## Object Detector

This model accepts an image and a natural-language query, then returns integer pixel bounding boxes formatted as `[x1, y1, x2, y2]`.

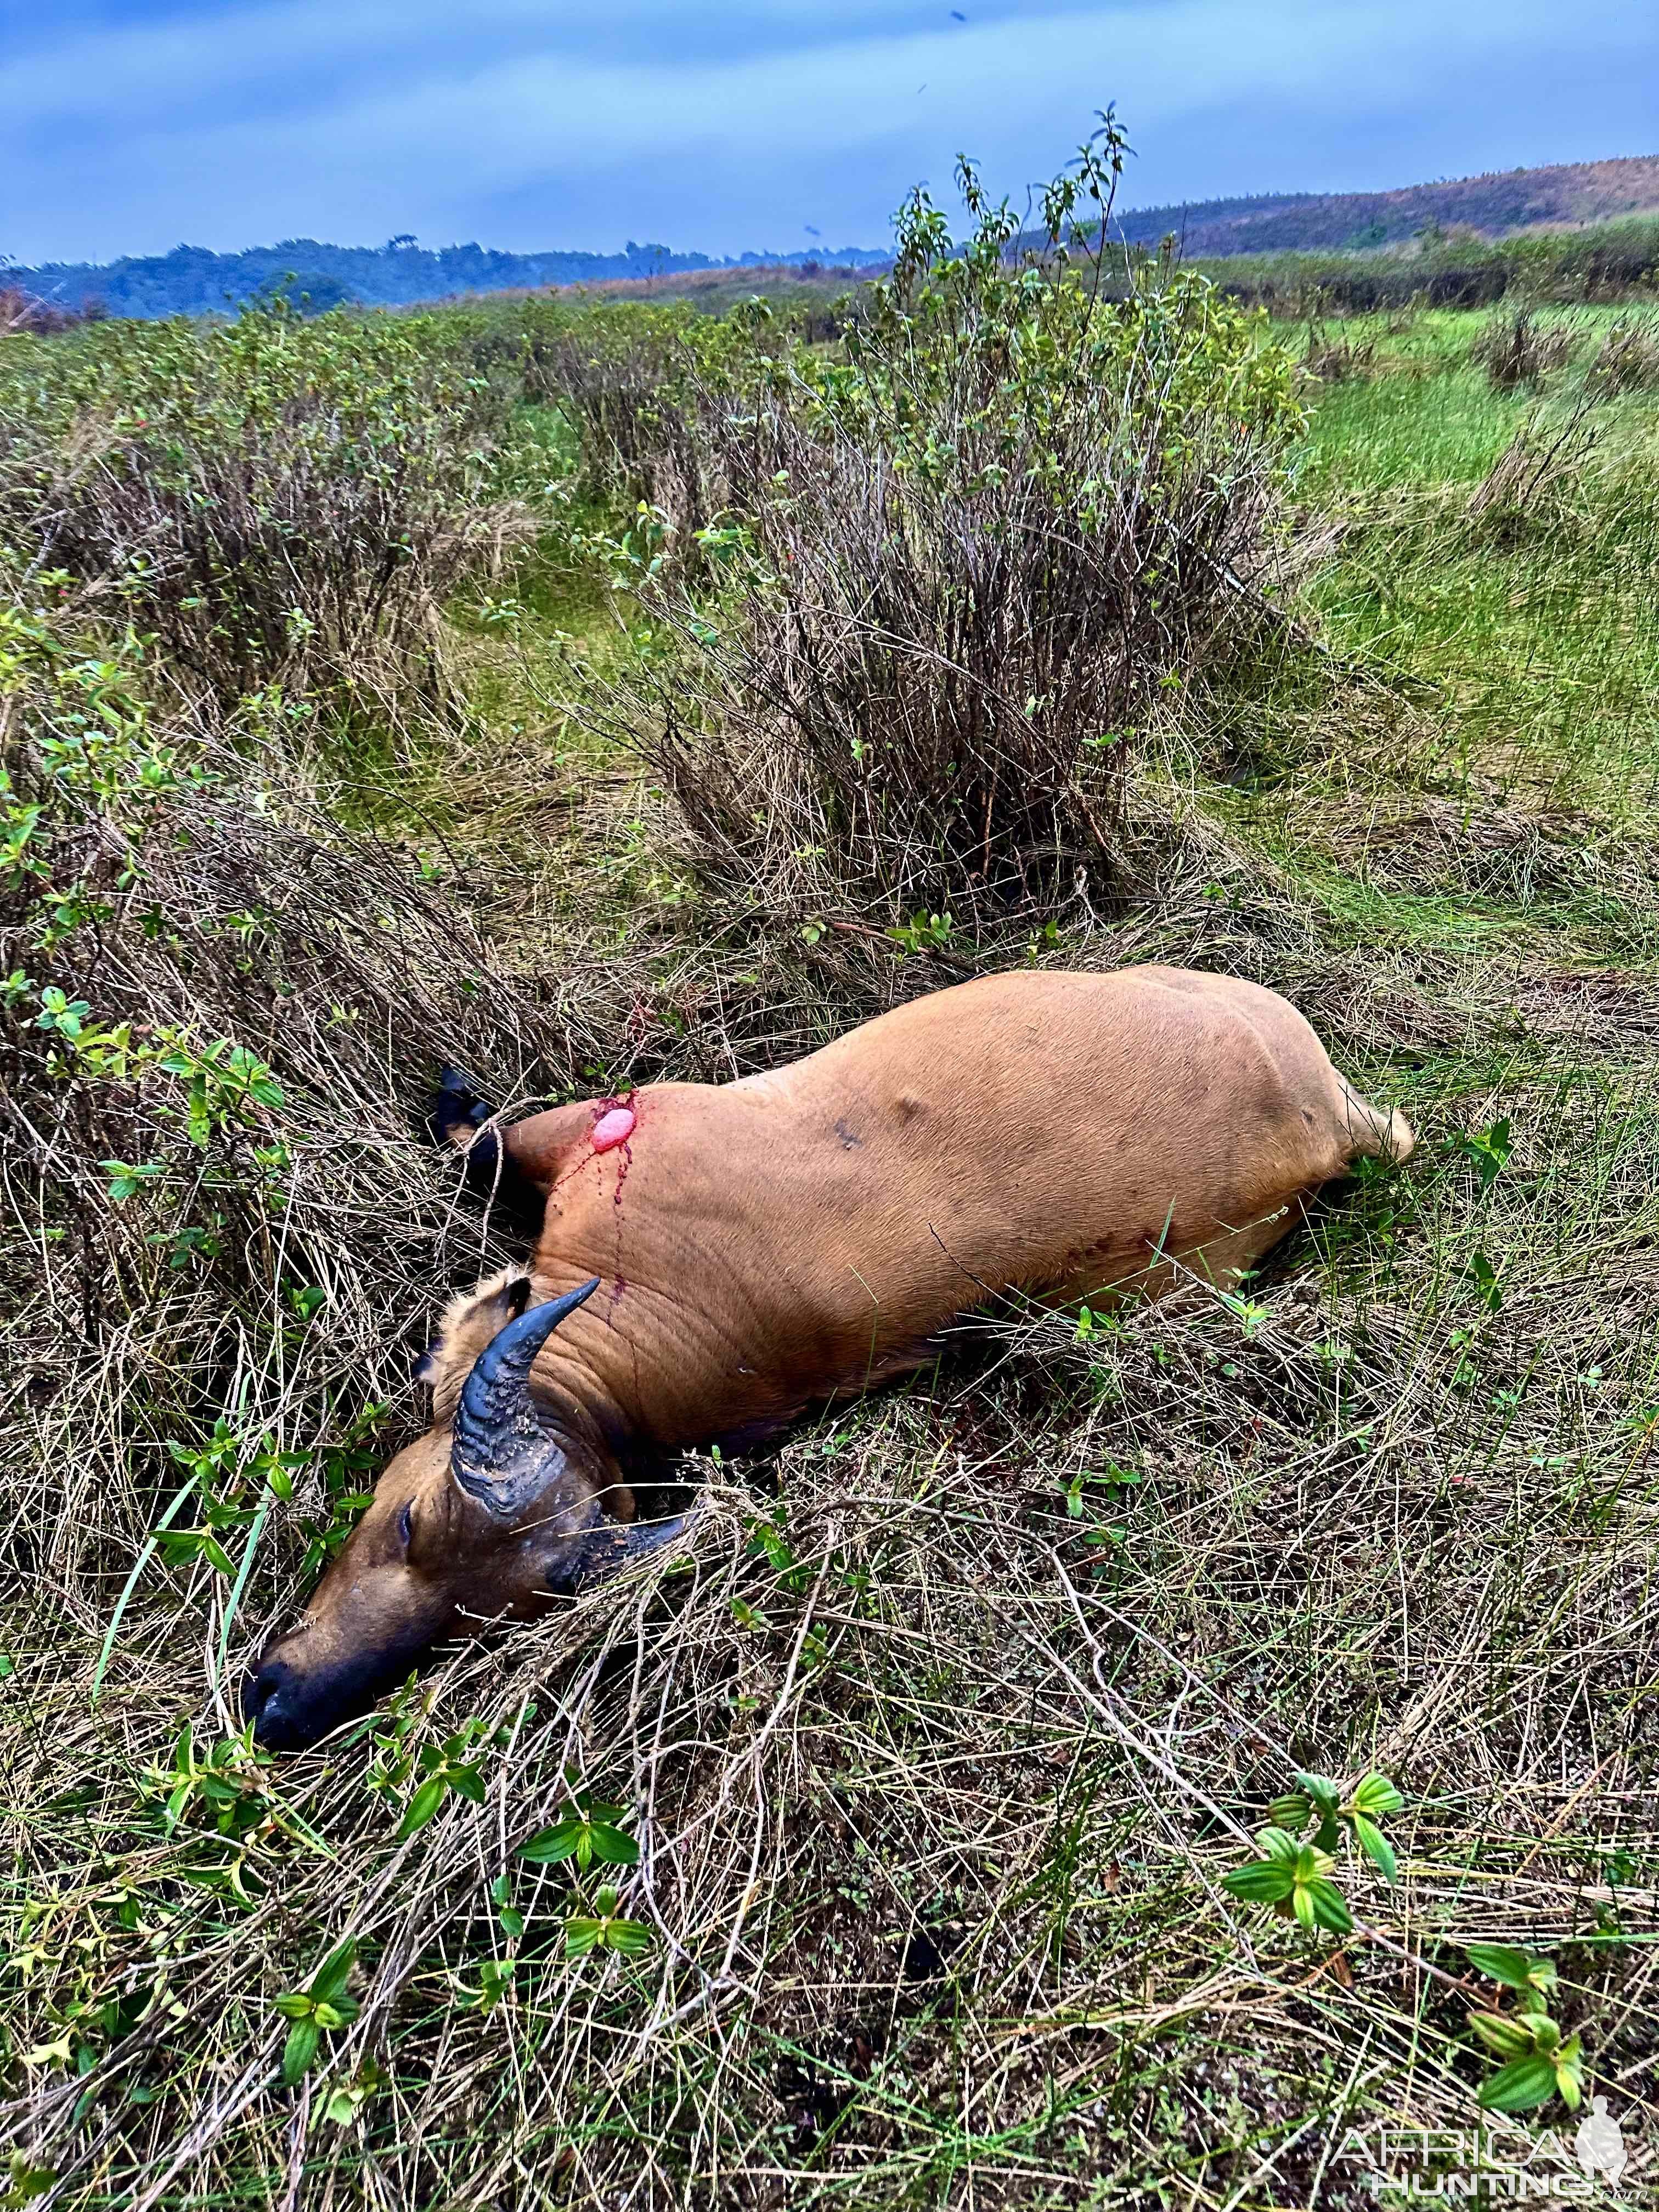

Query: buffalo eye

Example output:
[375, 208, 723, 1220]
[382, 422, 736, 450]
[398, 1501, 414, 1549]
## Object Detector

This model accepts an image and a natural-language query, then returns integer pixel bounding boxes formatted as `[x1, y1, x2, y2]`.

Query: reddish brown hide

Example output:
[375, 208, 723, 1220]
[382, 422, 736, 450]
[489, 967, 1408, 1440]
[244, 967, 1410, 1748]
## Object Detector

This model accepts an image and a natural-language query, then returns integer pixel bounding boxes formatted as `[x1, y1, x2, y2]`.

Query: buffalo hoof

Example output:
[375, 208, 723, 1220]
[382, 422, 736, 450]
[428, 1064, 495, 1148]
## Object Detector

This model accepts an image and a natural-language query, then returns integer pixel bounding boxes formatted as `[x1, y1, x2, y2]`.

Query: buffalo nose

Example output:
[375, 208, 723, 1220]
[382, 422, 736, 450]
[241, 1659, 306, 1751]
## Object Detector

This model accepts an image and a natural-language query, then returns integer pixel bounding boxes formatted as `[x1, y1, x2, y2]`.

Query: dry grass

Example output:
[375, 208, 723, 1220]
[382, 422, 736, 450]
[1302, 309, 1380, 386]
[1589, 317, 1659, 397]
[1469, 308, 1578, 393]
[10, 828, 1659, 2204]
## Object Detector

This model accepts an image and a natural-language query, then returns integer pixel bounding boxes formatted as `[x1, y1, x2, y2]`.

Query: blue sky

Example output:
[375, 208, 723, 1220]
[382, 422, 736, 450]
[4, 0, 1657, 266]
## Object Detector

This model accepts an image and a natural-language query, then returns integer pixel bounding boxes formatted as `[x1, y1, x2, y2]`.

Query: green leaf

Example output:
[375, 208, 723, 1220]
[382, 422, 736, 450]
[1478, 2055, 1559, 2113]
[396, 1775, 447, 1839]
[1351, 1813, 1397, 1883]
[1351, 1772, 1403, 1816]
[603, 1916, 653, 1957]
[519, 1803, 637, 1869]
[1468, 2011, 1535, 2059]
[1221, 1861, 1296, 1903]
[1553, 2035, 1583, 2111]
[564, 1917, 602, 1959]
[1267, 1792, 1311, 1830]
[448, 1764, 487, 1805]
[272, 1993, 315, 2020]
[519, 1819, 580, 1864]
[1255, 1826, 1302, 1864]
[1465, 1943, 1552, 1993]
[3, 2154, 57, 2207]
[1304, 1877, 1353, 1934]
[281, 2018, 321, 2084]
[1295, 1773, 1341, 1816]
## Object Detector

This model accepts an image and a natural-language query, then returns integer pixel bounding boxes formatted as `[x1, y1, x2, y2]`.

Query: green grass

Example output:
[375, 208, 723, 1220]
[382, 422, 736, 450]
[1286, 310, 1659, 824]
[1302, 362, 1521, 489]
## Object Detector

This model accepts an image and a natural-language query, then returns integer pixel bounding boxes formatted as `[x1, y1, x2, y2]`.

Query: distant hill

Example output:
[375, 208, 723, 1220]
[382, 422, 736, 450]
[3, 236, 889, 321]
[1108, 155, 1659, 257]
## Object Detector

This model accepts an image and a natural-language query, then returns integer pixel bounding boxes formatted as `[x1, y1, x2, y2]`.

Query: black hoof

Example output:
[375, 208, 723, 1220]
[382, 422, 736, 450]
[427, 1065, 546, 1234]
[429, 1063, 496, 1148]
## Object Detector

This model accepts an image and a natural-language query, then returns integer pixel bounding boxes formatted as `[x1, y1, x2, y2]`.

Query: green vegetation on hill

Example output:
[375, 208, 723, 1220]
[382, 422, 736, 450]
[1190, 210, 1659, 312]
[3, 148, 1658, 2205]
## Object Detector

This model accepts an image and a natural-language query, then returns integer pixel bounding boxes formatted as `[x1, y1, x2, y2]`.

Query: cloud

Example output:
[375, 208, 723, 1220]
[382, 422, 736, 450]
[4, 0, 1655, 265]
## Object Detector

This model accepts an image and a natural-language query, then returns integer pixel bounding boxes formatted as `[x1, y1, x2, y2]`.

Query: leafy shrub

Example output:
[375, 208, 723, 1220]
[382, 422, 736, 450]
[499, 292, 806, 557]
[583, 130, 1305, 926]
[0, 299, 520, 707]
[510, 297, 715, 519]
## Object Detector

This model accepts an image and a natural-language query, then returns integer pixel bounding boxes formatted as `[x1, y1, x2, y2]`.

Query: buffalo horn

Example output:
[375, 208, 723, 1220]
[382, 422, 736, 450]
[450, 1278, 600, 1515]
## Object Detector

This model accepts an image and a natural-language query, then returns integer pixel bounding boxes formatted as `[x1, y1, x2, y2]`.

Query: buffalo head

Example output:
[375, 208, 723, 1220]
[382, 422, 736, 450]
[242, 1275, 686, 1751]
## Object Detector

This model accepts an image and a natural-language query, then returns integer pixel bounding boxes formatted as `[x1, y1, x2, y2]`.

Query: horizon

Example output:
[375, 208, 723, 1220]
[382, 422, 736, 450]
[4, 2, 1658, 270]
[14, 148, 1659, 280]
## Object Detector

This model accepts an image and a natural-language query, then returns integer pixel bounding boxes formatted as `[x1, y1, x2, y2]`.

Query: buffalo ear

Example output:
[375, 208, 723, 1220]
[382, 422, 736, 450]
[418, 1269, 535, 1422]
[572, 1512, 691, 1583]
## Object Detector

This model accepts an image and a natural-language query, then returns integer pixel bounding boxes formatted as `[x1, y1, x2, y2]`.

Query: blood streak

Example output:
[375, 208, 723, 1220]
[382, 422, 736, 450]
[591, 1104, 636, 1152]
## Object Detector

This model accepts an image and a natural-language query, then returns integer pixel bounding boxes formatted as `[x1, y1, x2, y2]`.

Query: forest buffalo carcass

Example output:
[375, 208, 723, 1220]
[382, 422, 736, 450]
[243, 967, 1412, 1748]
